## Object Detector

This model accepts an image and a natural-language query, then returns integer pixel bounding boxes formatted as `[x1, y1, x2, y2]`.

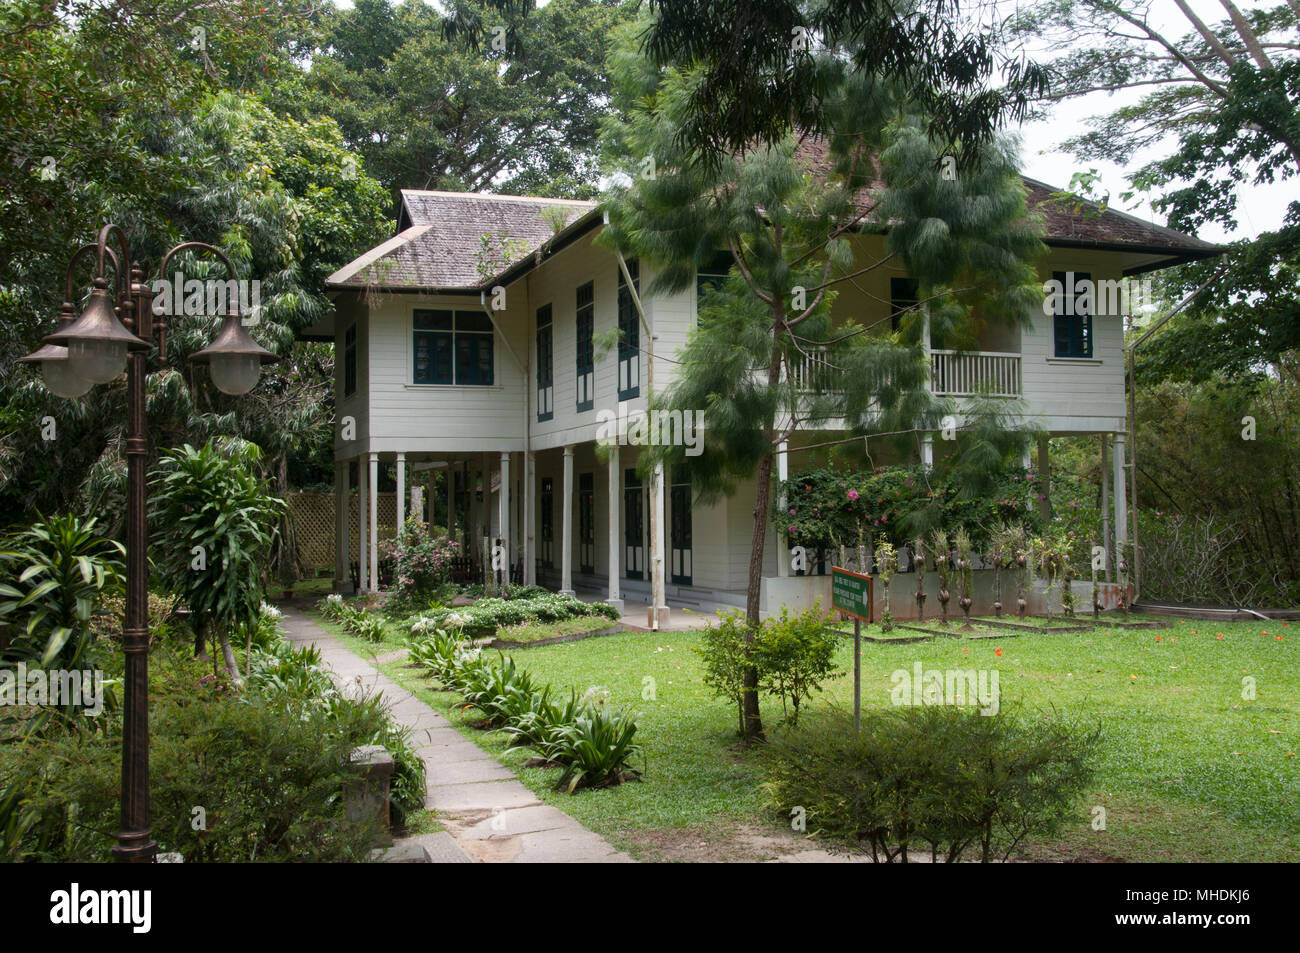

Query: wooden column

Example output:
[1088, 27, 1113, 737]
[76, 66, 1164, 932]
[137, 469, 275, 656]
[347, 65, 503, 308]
[560, 445, 574, 595]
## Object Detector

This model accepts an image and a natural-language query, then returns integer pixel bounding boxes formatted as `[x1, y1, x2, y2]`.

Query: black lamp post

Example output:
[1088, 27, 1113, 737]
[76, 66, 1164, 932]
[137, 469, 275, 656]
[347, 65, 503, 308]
[17, 225, 277, 862]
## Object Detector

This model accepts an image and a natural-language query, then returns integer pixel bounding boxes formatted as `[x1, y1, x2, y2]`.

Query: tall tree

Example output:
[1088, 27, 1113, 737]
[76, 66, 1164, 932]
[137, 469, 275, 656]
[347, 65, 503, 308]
[600, 15, 1045, 740]
[301, 0, 634, 203]
[1008, 0, 1300, 380]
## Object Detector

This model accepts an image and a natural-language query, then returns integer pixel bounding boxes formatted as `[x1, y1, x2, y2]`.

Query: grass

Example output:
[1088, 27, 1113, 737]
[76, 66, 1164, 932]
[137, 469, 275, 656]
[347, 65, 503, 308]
[305, 605, 1300, 861]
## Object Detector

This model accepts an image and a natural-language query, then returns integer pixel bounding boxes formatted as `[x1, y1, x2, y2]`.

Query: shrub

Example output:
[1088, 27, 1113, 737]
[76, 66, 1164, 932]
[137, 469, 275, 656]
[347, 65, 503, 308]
[547, 704, 643, 793]
[0, 514, 123, 670]
[340, 605, 386, 643]
[754, 604, 843, 726]
[149, 439, 284, 675]
[385, 518, 459, 615]
[694, 610, 756, 737]
[317, 593, 347, 622]
[418, 592, 617, 637]
[761, 705, 1100, 862]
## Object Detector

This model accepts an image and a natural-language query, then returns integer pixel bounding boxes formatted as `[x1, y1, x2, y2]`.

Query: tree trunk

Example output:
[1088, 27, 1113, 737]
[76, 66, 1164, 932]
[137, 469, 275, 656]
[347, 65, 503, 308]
[742, 445, 772, 742]
[220, 630, 242, 686]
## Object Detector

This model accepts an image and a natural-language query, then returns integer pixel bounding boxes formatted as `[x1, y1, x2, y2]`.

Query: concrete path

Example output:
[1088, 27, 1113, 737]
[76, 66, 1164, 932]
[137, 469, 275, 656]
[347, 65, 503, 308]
[280, 607, 632, 864]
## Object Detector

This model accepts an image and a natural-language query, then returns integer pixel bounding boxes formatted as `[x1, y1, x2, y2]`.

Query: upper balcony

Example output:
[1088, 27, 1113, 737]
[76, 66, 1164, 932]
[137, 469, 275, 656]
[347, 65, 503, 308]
[786, 347, 1022, 398]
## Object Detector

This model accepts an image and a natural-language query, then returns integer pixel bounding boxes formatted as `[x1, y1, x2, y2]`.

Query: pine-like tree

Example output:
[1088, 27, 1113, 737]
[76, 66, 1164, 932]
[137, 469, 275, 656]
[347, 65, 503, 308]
[599, 16, 1045, 740]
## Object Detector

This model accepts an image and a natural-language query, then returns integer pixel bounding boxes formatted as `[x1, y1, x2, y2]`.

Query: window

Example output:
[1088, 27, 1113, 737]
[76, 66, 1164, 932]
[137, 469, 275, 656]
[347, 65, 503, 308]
[695, 249, 734, 321]
[343, 323, 357, 397]
[413, 309, 494, 385]
[1051, 271, 1093, 358]
[576, 282, 594, 411]
[617, 259, 640, 400]
[536, 304, 553, 422]
[889, 277, 919, 333]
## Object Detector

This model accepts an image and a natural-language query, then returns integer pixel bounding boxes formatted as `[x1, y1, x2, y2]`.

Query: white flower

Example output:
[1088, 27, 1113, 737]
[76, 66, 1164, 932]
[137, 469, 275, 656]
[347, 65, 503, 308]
[443, 612, 471, 628]
[581, 685, 611, 709]
[259, 602, 282, 619]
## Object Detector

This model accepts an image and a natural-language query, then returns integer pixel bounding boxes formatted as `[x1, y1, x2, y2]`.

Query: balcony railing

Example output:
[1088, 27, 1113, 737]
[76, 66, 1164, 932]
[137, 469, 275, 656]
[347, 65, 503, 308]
[785, 347, 1022, 398]
[929, 349, 1021, 398]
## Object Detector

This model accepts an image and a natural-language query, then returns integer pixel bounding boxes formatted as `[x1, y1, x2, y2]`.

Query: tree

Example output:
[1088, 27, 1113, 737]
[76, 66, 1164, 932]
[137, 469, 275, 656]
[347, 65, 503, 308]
[1008, 0, 1300, 380]
[149, 439, 285, 680]
[300, 0, 635, 203]
[600, 13, 1044, 740]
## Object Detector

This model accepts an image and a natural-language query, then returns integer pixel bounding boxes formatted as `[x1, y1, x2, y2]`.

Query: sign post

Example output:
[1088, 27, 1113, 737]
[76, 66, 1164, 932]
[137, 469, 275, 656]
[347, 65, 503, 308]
[831, 566, 873, 731]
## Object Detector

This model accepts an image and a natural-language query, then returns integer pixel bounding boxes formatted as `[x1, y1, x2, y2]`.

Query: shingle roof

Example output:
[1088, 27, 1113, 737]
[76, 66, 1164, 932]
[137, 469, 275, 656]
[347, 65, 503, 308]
[326, 190, 596, 292]
[328, 155, 1220, 293]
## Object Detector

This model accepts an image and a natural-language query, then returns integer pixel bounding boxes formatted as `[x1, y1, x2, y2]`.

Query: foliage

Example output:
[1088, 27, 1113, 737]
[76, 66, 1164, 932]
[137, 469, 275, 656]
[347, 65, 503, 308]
[0, 514, 123, 669]
[149, 439, 284, 674]
[416, 592, 618, 637]
[693, 610, 757, 737]
[0, 647, 401, 862]
[385, 517, 459, 615]
[753, 604, 843, 725]
[299, 0, 633, 202]
[1010, 0, 1300, 381]
[761, 705, 1100, 862]
[340, 605, 388, 643]
[696, 607, 843, 731]
[779, 464, 1040, 557]
[407, 627, 642, 792]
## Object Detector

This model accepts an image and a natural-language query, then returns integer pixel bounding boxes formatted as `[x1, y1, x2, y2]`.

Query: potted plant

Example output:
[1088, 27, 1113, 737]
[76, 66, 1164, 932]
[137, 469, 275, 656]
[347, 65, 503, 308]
[279, 551, 298, 600]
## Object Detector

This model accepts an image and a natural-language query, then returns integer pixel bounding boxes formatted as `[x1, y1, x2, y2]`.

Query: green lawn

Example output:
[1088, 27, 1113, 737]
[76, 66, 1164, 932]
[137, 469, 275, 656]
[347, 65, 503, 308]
[309, 607, 1300, 861]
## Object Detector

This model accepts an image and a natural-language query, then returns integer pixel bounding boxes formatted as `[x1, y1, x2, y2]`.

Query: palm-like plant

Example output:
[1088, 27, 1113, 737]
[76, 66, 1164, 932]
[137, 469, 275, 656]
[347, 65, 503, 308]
[953, 527, 974, 627]
[0, 514, 123, 668]
[149, 438, 284, 680]
[929, 529, 950, 625]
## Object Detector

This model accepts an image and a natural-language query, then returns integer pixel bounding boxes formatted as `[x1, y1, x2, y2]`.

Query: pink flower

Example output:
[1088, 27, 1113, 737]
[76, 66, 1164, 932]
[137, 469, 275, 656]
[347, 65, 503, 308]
[847, 489, 859, 500]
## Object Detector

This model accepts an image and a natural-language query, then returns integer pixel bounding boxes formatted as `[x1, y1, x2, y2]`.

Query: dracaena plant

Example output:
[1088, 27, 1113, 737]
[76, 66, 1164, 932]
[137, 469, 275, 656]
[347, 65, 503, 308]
[0, 513, 124, 670]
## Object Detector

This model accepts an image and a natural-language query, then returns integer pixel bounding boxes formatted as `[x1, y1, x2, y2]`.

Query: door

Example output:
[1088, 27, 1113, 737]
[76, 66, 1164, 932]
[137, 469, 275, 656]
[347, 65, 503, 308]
[578, 472, 595, 574]
[624, 468, 644, 580]
[670, 470, 692, 585]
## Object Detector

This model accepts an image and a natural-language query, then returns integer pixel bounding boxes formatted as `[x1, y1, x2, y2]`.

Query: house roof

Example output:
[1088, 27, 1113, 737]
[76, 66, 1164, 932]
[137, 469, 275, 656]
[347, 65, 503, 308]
[324, 157, 1222, 298]
[325, 190, 598, 293]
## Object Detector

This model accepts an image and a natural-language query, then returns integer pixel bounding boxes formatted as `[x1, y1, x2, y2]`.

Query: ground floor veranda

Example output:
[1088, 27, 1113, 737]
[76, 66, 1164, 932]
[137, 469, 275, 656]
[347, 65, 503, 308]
[331, 429, 1134, 624]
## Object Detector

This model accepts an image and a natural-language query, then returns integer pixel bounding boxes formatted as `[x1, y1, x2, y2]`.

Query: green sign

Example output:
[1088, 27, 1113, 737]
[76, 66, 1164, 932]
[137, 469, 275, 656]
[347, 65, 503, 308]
[831, 566, 873, 623]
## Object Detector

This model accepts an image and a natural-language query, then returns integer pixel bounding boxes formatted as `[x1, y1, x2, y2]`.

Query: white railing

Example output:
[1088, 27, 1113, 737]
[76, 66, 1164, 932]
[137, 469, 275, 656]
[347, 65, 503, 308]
[784, 346, 1021, 399]
[929, 349, 1021, 398]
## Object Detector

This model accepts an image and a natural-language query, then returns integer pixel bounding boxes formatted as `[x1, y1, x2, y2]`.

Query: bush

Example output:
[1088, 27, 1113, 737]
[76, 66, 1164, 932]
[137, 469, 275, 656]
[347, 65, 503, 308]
[696, 605, 843, 732]
[761, 705, 1100, 862]
[385, 518, 459, 615]
[754, 604, 843, 726]
[0, 513, 123, 670]
[418, 592, 618, 637]
[339, 605, 386, 643]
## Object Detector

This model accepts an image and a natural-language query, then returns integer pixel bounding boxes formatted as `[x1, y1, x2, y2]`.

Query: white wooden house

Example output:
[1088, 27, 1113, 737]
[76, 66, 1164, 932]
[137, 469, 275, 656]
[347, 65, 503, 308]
[302, 159, 1220, 622]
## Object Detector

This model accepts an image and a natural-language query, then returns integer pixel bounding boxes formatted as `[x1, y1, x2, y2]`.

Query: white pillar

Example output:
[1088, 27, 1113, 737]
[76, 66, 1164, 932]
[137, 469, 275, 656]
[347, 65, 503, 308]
[335, 461, 348, 590]
[650, 461, 669, 628]
[560, 445, 575, 595]
[1037, 434, 1051, 523]
[921, 433, 934, 469]
[427, 466, 437, 528]
[358, 455, 369, 592]
[446, 464, 456, 537]
[524, 452, 536, 585]
[395, 452, 406, 534]
[1101, 435, 1112, 581]
[776, 441, 789, 578]
[499, 452, 511, 584]
[1113, 432, 1128, 553]
[368, 451, 379, 592]
[607, 447, 623, 610]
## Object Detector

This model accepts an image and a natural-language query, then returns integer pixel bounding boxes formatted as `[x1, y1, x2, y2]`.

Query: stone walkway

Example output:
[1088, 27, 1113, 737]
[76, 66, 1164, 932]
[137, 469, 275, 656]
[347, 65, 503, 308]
[281, 608, 632, 864]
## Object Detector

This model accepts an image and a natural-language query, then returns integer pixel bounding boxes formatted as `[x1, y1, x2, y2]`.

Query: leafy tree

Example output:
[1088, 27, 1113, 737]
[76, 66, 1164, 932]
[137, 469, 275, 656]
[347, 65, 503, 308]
[300, 0, 634, 203]
[601, 12, 1044, 739]
[1009, 0, 1299, 380]
[149, 439, 285, 680]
